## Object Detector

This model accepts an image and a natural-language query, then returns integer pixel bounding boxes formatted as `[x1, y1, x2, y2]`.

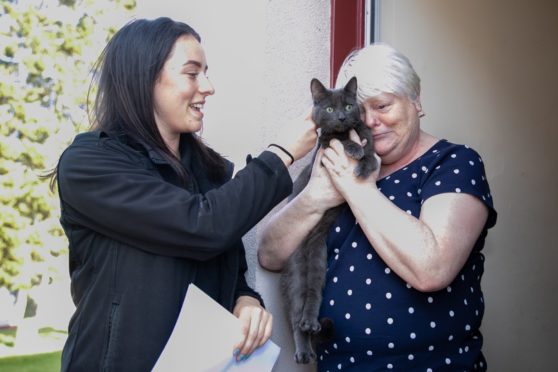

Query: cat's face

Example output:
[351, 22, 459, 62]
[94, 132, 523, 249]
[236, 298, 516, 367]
[311, 77, 361, 134]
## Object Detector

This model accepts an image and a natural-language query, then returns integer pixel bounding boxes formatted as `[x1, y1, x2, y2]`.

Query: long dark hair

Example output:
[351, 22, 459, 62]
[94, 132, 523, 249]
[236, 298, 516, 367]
[50, 17, 226, 189]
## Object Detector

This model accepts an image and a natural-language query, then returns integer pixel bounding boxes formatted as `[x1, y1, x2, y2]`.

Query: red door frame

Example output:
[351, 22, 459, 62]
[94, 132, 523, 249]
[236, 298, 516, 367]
[330, 0, 366, 87]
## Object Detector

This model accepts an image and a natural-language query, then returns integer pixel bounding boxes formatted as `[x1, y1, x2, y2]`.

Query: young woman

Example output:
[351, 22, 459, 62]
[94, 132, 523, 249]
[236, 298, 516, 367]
[53, 17, 317, 371]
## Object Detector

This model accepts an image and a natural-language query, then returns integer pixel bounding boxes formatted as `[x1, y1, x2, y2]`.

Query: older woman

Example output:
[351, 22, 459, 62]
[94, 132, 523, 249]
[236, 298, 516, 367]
[258, 43, 497, 371]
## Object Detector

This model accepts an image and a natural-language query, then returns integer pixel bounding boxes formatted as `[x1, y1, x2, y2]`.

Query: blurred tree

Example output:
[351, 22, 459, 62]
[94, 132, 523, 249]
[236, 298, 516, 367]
[0, 0, 136, 342]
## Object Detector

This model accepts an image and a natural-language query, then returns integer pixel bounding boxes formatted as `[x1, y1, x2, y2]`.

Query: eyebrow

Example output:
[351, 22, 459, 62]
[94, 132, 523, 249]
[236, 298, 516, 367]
[182, 60, 208, 71]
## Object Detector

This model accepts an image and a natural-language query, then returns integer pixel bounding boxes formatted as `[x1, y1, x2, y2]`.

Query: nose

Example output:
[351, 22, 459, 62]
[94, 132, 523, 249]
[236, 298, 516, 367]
[199, 73, 215, 96]
[363, 108, 380, 128]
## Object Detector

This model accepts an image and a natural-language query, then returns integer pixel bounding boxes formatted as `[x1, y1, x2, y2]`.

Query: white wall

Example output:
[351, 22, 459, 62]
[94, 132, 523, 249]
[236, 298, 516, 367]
[135, 2, 330, 371]
[378, 1, 558, 370]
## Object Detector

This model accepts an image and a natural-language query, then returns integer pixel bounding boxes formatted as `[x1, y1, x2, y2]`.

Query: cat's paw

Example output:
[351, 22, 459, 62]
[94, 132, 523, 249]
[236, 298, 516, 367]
[299, 318, 322, 334]
[354, 157, 378, 178]
[294, 349, 317, 364]
[344, 141, 364, 160]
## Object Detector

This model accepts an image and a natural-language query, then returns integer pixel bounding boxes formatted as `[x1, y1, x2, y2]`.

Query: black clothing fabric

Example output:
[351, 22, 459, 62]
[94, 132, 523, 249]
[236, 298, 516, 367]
[57, 131, 292, 371]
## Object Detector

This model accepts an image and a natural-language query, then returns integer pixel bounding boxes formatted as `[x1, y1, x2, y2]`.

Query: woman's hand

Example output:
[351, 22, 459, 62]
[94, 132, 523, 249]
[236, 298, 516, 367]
[299, 148, 345, 212]
[271, 109, 318, 163]
[232, 296, 273, 362]
[321, 130, 380, 197]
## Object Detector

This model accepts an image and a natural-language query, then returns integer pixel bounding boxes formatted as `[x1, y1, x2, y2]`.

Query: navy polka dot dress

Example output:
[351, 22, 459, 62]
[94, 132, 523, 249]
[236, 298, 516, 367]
[317, 140, 497, 371]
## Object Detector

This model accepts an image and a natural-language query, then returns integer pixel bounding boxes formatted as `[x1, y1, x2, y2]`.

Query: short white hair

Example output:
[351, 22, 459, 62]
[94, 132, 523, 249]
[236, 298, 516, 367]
[335, 42, 421, 104]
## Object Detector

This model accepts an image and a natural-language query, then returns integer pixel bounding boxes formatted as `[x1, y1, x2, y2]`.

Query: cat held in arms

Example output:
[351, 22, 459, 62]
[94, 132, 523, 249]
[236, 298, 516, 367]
[280, 76, 378, 364]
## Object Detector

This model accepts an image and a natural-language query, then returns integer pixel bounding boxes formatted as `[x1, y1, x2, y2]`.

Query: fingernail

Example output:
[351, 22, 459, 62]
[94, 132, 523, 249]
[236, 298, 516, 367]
[233, 349, 240, 357]
[238, 354, 245, 361]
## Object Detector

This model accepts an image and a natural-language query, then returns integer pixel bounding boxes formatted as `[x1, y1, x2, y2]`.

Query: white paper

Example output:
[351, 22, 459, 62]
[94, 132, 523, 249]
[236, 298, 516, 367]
[152, 283, 280, 372]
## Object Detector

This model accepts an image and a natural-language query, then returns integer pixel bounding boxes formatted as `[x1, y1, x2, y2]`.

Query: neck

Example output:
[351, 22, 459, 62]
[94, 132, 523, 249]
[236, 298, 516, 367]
[379, 131, 438, 179]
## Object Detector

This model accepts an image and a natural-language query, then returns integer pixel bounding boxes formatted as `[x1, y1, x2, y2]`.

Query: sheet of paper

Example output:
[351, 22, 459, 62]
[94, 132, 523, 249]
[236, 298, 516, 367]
[152, 283, 280, 372]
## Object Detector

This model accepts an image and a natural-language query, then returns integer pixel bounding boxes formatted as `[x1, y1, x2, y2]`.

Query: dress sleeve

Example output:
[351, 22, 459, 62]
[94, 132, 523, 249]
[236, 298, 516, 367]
[57, 138, 293, 260]
[420, 145, 497, 228]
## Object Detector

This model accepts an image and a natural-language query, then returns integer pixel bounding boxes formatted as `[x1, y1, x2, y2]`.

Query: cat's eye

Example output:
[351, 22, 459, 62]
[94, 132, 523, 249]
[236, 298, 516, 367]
[326, 107, 334, 113]
[345, 104, 353, 111]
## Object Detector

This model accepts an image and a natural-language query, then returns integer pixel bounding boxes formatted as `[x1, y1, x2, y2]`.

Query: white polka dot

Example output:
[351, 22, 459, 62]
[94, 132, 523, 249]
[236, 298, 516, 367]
[465, 346, 470, 352]
[407, 192, 412, 197]
[388, 342, 394, 349]
[350, 356, 355, 363]
[435, 180, 441, 186]
[337, 363, 342, 370]
[365, 328, 371, 334]
[334, 254, 339, 260]
[412, 173, 418, 179]
[387, 317, 394, 325]
[365, 303, 372, 310]
[410, 332, 416, 339]
[347, 289, 353, 296]
[389, 195, 395, 200]
[365, 278, 372, 285]
[430, 321, 436, 328]
[448, 335, 454, 341]
[406, 283, 412, 289]
[367, 350, 373, 356]
[386, 176, 391, 180]
[334, 248, 339, 254]
[459, 347, 463, 354]
[385, 268, 391, 274]
[345, 313, 351, 319]
[333, 343, 338, 349]
[455, 187, 462, 193]
[451, 154, 457, 158]
[449, 310, 455, 317]
[469, 160, 475, 166]
[445, 357, 451, 365]
[329, 299, 335, 306]
[408, 307, 415, 314]
[406, 210, 412, 214]
[464, 299, 468, 305]
[394, 179, 400, 184]
[345, 336, 351, 343]
[408, 354, 414, 360]
[465, 324, 471, 331]
[349, 265, 354, 272]
[453, 169, 460, 174]
[335, 226, 341, 233]
[435, 165, 441, 169]
[427, 369, 433, 372]
[428, 345, 434, 351]
[471, 179, 476, 185]
[351, 241, 358, 248]
[366, 253, 373, 260]
[387, 363, 393, 369]
[427, 296, 433, 303]
[421, 166, 428, 173]
[447, 286, 452, 293]
[386, 292, 392, 299]
[333, 277, 338, 283]
[418, 188, 422, 194]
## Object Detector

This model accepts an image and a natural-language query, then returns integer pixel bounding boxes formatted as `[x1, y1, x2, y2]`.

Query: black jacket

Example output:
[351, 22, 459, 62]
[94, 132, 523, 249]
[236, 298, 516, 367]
[57, 131, 292, 371]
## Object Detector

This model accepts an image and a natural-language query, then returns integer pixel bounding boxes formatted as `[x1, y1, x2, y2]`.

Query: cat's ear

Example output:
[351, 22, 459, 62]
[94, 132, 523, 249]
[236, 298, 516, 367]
[310, 78, 328, 103]
[344, 76, 358, 96]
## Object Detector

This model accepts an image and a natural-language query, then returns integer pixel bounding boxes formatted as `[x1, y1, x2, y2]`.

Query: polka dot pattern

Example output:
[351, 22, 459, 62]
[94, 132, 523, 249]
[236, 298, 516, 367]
[317, 140, 495, 371]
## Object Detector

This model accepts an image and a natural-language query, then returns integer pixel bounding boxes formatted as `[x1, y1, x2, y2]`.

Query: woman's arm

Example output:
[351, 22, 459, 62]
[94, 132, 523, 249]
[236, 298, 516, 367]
[322, 139, 489, 292]
[257, 150, 345, 271]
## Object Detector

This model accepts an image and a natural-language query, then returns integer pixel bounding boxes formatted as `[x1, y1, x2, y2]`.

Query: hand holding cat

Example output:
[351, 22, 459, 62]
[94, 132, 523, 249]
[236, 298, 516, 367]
[321, 130, 381, 198]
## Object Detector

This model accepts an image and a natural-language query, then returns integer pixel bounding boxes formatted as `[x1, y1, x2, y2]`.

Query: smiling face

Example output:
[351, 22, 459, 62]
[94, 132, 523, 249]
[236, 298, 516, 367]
[153, 35, 214, 151]
[361, 93, 423, 166]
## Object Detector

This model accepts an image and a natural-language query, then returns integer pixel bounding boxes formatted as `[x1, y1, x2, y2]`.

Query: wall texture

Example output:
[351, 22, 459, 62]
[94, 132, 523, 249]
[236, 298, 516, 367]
[378, 1, 558, 370]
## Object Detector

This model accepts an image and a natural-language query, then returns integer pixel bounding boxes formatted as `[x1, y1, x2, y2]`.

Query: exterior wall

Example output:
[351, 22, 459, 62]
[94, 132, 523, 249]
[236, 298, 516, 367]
[136, 1, 330, 371]
[378, 1, 558, 370]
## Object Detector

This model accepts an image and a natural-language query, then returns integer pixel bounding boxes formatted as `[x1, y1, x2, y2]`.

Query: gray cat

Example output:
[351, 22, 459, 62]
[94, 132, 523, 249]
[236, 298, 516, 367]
[280, 76, 378, 364]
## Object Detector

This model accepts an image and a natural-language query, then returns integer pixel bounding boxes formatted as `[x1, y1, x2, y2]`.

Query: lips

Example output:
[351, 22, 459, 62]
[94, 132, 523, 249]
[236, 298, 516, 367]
[189, 102, 205, 118]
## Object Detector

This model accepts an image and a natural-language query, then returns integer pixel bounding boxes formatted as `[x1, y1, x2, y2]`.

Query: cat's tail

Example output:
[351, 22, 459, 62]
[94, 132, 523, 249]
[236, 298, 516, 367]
[314, 317, 335, 344]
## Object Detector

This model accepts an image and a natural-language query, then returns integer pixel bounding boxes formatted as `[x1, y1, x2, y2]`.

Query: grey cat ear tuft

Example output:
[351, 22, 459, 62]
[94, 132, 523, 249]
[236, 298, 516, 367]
[344, 76, 358, 95]
[311, 78, 328, 101]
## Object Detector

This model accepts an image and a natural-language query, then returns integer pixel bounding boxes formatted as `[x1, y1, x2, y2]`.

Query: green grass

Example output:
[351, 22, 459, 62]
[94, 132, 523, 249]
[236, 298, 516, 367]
[0, 351, 61, 372]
